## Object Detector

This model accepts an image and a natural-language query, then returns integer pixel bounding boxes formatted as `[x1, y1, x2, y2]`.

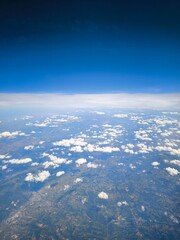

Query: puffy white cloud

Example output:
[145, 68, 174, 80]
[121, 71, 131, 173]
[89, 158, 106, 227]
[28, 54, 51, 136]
[9, 158, 32, 164]
[117, 201, 128, 207]
[76, 158, 87, 166]
[98, 192, 109, 199]
[24, 145, 34, 150]
[0, 154, 11, 159]
[2, 165, 7, 170]
[151, 162, 160, 166]
[155, 146, 180, 156]
[31, 162, 39, 166]
[53, 138, 87, 147]
[113, 114, 128, 118]
[56, 171, 65, 177]
[170, 160, 180, 167]
[84, 144, 120, 153]
[74, 177, 83, 183]
[137, 143, 153, 153]
[134, 130, 152, 141]
[25, 170, 50, 182]
[87, 162, 100, 168]
[94, 111, 105, 115]
[0, 131, 25, 138]
[70, 146, 83, 152]
[166, 167, 179, 176]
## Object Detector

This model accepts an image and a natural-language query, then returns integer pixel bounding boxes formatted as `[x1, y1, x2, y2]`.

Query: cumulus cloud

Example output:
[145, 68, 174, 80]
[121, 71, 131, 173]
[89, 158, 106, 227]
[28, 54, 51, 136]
[151, 162, 160, 166]
[74, 177, 83, 183]
[25, 170, 51, 182]
[1, 93, 180, 110]
[84, 144, 120, 153]
[76, 158, 87, 166]
[0, 131, 26, 138]
[94, 111, 105, 115]
[170, 160, 180, 167]
[87, 162, 100, 168]
[117, 201, 128, 207]
[9, 158, 32, 164]
[70, 146, 83, 152]
[113, 114, 128, 118]
[56, 171, 65, 177]
[24, 145, 34, 150]
[98, 192, 109, 199]
[166, 167, 179, 176]
[53, 138, 87, 147]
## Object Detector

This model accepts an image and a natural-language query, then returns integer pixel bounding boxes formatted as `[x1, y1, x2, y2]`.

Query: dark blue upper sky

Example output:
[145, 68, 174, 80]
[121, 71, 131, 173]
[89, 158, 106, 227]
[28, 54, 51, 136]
[0, 0, 180, 93]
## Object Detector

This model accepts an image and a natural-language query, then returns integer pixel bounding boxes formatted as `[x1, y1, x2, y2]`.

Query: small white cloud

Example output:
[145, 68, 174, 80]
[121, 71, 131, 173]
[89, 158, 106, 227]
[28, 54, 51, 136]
[141, 205, 145, 212]
[9, 158, 32, 164]
[25, 170, 50, 182]
[76, 158, 87, 166]
[166, 167, 179, 176]
[24, 145, 34, 150]
[74, 177, 83, 183]
[94, 111, 105, 115]
[151, 161, 160, 167]
[117, 201, 128, 207]
[56, 171, 65, 177]
[98, 192, 109, 199]
[87, 162, 100, 168]
[113, 114, 128, 118]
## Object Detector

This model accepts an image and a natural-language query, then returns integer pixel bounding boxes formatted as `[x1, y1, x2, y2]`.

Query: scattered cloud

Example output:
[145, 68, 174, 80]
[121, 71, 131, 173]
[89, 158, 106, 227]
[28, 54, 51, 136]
[25, 170, 51, 182]
[165, 167, 179, 176]
[98, 192, 109, 199]
[9, 158, 32, 164]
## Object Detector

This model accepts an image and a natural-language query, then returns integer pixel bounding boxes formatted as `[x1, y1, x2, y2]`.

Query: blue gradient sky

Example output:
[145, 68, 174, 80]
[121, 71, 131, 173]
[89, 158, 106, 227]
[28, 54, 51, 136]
[0, 0, 179, 93]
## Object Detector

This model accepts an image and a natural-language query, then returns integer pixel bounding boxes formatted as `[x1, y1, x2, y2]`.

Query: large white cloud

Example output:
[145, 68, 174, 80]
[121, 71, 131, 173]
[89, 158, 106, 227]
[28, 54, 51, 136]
[76, 158, 87, 166]
[0, 131, 26, 138]
[1, 93, 180, 110]
[166, 167, 179, 176]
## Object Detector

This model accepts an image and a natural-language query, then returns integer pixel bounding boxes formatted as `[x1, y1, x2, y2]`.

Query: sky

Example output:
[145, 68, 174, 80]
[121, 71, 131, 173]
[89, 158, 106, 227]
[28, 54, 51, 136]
[0, 0, 180, 95]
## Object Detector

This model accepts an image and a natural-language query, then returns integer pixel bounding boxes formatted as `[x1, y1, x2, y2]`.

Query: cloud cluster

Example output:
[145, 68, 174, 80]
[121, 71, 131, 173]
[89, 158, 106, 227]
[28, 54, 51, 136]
[9, 158, 32, 164]
[25, 170, 51, 182]
[0, 131, 25, 138]
[76, 158, 87, 166]
[165, 167, 179, 176]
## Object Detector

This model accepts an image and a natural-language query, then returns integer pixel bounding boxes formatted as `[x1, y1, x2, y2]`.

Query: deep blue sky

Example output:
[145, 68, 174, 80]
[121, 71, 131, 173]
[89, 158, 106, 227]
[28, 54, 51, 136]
[0, 0, 180, 93]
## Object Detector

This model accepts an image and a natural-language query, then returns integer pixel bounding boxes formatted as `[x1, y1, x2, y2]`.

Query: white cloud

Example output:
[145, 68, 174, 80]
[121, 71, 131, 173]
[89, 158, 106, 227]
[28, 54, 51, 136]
[98, 192, 109, 199]
[9, 158, 32, 164]
[94, 111, 105, 115]
[87, 162, 100, 168]
[113, 114, 128, 118]
[84, 144, 120, 153]
[53, 138, 87, 147]
[24, 145, 34, 150]
[0, 131, 25, 138]
[56, 171, 65, 177]
[76, 158, 87, 166]
[70, 146, 83, 152]
[166, 167, 179, 176]
[0, 154, 11, 159]
[74, 177, 83, 183]
[25, 170, 51, 182]
[1, 93, 180, 110]
[170, 160, 180, 167]
[151, 161, 160, 166]
[117, 201, 128, 207]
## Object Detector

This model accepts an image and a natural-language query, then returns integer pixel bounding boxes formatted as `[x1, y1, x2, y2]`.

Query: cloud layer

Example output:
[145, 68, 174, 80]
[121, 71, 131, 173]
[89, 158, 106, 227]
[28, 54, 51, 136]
[0, 93, 180, 110]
